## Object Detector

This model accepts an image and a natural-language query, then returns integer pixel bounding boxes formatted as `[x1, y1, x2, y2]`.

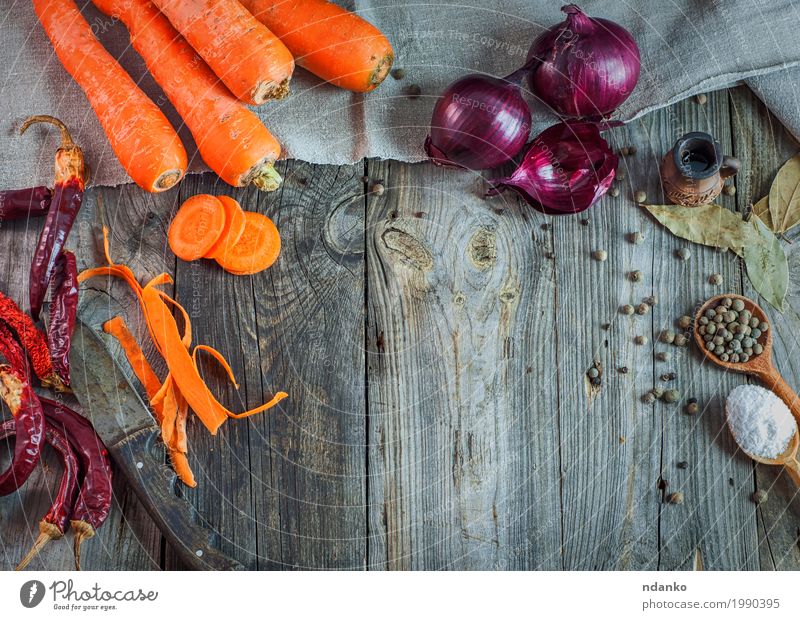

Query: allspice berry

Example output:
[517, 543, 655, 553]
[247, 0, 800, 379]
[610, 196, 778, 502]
[643, 295, 658, 306]
[634, 190, 647, 203]
[628, 231, 645, 245]
[667, 491, 684, 504]
[630, 270, 643, 282]
[642, 391, 656, 404]
[636, 303, 650, 315]
[656, 351, 671, 362]
[620, 304, 635, 315]
[676, 248, 691, 261]
[752, 489, 768, 505]
[685, 402, 699, 415]
[695, 93, 708, 104]
[634, 335, 648, 345]
[709, 273, 723, 286]
[673, 334, 688, 347]
[723, 184, 736, 196]
[663, 389, 680, 403]
[371, 182, 385, 196]
[659, 330, 676, 344]
[592, 249, 608, 262]
[609, 187, 620, 198]
[678, 315, 692, 329]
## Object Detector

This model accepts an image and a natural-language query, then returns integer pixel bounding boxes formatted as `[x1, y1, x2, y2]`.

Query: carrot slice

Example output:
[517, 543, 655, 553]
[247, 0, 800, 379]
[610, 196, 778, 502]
[205, 196, 247, 260]
[168, 195, 226, 261]
[214, 212, 281, 275]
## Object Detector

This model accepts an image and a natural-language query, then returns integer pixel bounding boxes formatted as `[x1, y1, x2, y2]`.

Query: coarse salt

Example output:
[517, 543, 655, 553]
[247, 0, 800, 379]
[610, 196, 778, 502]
[726, 385, 797, 459]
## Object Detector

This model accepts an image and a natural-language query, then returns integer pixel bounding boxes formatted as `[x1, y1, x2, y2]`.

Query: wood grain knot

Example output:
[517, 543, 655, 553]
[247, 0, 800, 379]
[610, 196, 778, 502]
[499, 288, 518, 304]
[381, 228, 433, 271]
[467, 228, 497, 270]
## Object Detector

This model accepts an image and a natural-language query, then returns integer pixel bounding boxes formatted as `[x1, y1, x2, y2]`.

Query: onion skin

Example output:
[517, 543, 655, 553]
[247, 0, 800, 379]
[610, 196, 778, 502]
[527, 4, 640, 118]
[486, 121, 618, 215]
[425, 74, 531, 170]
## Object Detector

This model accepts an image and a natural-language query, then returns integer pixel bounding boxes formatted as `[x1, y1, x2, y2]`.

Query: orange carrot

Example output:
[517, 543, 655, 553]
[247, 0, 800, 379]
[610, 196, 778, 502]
[240, 0, 394, 92]
[168, 195, 226, 262]
[205, 196, 247, 260]
[92, 0, 283, 191]
[150, 0, 295, 105]
[32, 0, 187, 192]
[215, 212, 281, 275]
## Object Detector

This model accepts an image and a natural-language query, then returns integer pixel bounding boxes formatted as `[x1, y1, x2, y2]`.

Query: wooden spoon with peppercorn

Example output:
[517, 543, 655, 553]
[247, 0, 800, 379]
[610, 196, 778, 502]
[694, 294, 800, 426]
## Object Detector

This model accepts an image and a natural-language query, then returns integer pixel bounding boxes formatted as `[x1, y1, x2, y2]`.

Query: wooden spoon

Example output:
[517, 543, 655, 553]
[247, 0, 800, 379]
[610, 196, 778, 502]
[694, 293, 800, 425]
[725, 414, 800, 486]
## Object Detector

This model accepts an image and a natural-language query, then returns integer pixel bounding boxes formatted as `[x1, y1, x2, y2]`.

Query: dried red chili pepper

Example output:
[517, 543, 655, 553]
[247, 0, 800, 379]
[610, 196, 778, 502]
[40, 397, 112, 570]
[0, 419, 80, 570]
[0, 323, 44, 495]
[47, 250, 78, 387]
[20, 115, 85, 321]
[0, 187, 51, 222]
[0, 289, 67, 392]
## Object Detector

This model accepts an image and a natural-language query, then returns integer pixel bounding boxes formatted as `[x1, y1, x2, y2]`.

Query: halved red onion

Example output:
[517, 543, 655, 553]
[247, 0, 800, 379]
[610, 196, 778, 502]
[425, 72, 532, 170]
[527, 4, 640, 118]
[486, 121, 618, 215]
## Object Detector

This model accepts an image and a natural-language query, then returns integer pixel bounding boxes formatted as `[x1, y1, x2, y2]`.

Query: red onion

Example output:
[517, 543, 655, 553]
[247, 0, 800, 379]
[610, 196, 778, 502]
[425, 71, 532, 170]
[527, 4, 640, 118]
[486, 121, 617, 215]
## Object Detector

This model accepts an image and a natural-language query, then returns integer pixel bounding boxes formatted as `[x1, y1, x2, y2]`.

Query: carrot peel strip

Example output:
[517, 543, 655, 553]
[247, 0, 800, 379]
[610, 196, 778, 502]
[103, 316, 161, 401]
[192, 345, 240, 389]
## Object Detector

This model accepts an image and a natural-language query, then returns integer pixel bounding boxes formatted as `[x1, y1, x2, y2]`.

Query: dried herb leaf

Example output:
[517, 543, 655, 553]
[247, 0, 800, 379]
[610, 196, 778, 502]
[752, 195, 773, 231]
[644, 203, 756, 252]
[768, 154, 800, 233]
[744, 216, 788, 311]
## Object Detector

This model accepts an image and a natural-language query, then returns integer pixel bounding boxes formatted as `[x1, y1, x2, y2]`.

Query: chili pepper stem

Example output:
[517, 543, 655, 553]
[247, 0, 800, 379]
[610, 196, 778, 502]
[15, 521, 63, 571]
[71, 520, 96, 571]
[20, 115, 76, 148]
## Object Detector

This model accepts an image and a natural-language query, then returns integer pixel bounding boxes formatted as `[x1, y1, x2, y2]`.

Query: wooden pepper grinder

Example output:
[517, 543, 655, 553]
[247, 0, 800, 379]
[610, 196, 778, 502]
[660, 132, 740, 206]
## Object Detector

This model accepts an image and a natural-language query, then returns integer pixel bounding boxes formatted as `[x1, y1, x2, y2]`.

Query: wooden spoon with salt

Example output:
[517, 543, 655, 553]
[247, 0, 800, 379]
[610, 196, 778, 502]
[725, 414, 800, 487]
[694, 294, 800, 424]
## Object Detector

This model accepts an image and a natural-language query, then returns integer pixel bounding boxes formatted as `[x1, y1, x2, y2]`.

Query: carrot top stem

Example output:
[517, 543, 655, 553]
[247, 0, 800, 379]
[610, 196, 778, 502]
[20, 114, 76, 148]
[250, 165, 283, 192]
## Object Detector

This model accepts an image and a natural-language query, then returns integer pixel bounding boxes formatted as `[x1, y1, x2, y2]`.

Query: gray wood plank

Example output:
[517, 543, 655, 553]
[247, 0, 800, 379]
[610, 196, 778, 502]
[172, 162, 367, 569]
[549, 122, 661, 570]
[366, 161, 562, 570]
[729, 85, 800, 570]
[647, 91, 757, 570]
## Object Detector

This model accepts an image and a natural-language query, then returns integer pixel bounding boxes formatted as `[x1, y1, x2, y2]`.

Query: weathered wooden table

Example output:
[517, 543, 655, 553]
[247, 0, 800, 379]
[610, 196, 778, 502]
[1, 86, 799, 570]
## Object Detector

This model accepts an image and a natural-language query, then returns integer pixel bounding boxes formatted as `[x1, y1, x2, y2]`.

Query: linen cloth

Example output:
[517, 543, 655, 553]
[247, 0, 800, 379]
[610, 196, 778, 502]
[1, 0, 799, 189]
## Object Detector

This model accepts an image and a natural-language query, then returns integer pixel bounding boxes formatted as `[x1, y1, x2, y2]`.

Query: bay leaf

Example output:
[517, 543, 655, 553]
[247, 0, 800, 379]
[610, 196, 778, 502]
[744, 215, 788, 311]
[752, 195, 774, 231]
[768, 154, 800, 233]
[644, 203, 756, 251]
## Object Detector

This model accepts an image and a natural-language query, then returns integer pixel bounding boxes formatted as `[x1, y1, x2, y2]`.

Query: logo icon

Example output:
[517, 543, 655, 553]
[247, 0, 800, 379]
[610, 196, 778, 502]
[20, 580, 45, 608]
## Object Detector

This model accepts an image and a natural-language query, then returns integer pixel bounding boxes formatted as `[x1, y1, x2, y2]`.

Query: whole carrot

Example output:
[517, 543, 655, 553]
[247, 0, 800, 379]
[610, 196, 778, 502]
[150, 0, 295, 105]
[240, 0, 394, 92]
[32, 0, 187, 192]
[92, 0, 283, 191]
